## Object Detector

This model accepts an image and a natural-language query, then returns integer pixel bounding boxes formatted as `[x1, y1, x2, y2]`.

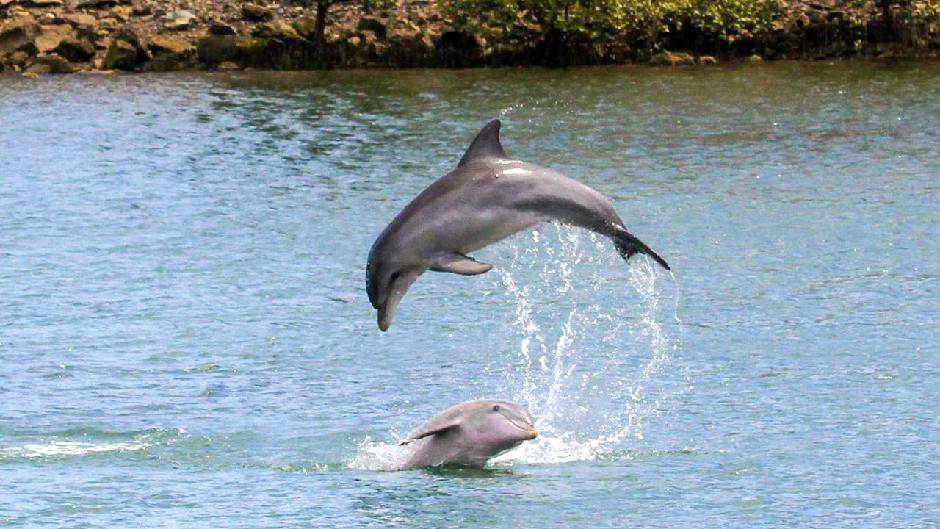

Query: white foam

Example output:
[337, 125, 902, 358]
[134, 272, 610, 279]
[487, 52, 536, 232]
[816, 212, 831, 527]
[1, 428, 184, 459]
[1, 440, 149, 458]
[348, 435, 417, 471]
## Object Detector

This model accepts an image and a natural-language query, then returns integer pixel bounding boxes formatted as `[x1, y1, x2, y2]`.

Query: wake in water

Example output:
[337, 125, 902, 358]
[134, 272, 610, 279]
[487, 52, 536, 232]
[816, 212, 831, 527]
[351, 224, 682, 470]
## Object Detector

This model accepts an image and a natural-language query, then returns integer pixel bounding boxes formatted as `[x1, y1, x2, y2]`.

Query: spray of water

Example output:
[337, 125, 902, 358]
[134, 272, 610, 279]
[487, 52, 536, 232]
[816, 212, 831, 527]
[348, 429, 414, 471]
[490, 224, 681, 465]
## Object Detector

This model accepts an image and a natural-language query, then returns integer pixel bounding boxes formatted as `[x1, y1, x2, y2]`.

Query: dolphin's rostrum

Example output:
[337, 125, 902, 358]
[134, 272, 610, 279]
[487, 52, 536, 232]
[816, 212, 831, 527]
[398, 399, 538, 469]
[367, 119, 670, 331]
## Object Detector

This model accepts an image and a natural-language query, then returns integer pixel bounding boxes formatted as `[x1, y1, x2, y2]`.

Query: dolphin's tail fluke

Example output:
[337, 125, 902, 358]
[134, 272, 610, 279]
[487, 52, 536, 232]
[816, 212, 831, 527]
[613, 227, 671, 271]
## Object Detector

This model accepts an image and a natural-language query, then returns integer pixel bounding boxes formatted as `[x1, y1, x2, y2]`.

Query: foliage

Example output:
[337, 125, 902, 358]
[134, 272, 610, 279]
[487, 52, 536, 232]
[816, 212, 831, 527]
[440, 0, 786, 46]
[673, 0, 784, 37]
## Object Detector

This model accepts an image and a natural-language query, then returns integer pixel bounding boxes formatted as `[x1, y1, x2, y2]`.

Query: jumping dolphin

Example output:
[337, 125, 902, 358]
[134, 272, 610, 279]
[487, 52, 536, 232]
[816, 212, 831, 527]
[367, 119, 670, 331]
[398, 399, 538, 469]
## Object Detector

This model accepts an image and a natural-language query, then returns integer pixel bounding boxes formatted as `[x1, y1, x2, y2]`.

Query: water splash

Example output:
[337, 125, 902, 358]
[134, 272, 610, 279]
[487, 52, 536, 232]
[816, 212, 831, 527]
[348, 431, 413, 471]
[490, 224, 682, 465]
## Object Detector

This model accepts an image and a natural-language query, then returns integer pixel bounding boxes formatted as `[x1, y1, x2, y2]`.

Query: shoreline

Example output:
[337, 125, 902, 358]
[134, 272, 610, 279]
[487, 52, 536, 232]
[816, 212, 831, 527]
[2, 1, 938, 76]
[4, 54, 938, 78]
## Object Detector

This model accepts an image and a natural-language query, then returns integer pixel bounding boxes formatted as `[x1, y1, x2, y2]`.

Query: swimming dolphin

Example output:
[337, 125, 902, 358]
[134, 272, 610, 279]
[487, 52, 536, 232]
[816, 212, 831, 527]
[398, 399, 538, 469]
[367, 119, 670, 331]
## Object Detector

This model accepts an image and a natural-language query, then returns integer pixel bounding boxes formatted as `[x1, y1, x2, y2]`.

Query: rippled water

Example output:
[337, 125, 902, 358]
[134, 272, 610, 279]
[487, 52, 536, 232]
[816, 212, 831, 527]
[1, 64, 938, 528]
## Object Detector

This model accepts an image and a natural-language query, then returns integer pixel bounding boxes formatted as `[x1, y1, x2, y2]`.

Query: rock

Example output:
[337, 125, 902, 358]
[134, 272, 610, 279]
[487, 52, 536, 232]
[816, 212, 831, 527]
[235, 36, 317, 69]
[33, 24, 73, 54]
[111, 5, 132, 22]
[649, 50, 695, 65]
[0, 18, 41, 54]
[435, 31, 483, 67]
[23, 61, 49, 73]
[130, 0, 149, 15]
[16, 0, 63, 7]
[28, 52, 77, 73]
[208, 21, 236, 36]
[357, 16, 387, 39]
[807, 8, 827, 25]
[697, 55, 718, 64]
[54, 36, 95, 62]
[149, 34, 193, 57]
[196, 34, 236, 65]
[77, 0, 130, 7]
[58, 13, 96, 29]
[19, 0, 65, 9]
[112, 26, 148, 60]
[102, 38, 136, 69]
[217, 60, 240, 70]
[8, 49, 30, 66]
[745, 53, 763, 62]
[388, 24, 433, 66]
[163, 10, 196, 31]
[360, 30, 378, 45]
[22, 70, 41, 78]
[242, 3, 273, 22]
[292, 15, 315, 38]
[97, 17, 120, 32]
[252, 20, 298, 39]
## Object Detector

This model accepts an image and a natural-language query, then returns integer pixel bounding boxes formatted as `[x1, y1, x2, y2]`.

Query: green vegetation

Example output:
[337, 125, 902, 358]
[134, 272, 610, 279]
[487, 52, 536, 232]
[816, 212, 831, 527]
[440, 0, 786, 48]
[439, 0, 939, 57]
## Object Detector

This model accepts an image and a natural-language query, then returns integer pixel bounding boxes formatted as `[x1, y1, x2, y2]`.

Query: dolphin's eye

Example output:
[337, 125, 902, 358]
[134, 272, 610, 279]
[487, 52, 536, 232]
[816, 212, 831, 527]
[390, 271, 401, 282]
[492, 405, 500, 412]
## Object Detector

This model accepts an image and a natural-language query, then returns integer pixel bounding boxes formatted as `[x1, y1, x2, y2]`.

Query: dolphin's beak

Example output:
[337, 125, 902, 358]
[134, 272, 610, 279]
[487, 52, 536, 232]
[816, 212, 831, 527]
[378, 310, 391, 332]
[377, 269, 420, 332]
[506, 417, 538, 440]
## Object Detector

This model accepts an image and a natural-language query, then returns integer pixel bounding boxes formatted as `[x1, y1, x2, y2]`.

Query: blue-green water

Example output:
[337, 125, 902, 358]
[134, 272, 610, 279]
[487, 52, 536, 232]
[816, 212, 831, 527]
[1, 63, 938, 528]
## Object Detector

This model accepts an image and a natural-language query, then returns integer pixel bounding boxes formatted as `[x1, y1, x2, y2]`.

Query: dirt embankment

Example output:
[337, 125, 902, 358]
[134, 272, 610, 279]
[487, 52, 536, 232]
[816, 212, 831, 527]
[1, 0, 938, 75]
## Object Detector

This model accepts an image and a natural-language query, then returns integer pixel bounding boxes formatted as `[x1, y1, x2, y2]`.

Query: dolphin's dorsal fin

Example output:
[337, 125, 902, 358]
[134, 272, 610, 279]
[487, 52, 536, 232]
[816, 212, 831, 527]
[457, 119, 507, 167]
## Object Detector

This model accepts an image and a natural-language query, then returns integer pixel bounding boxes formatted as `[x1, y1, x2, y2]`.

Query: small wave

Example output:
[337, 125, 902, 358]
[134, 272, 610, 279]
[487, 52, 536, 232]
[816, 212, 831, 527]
[1, 440, 150, 458]
[0, 427, 184, 460]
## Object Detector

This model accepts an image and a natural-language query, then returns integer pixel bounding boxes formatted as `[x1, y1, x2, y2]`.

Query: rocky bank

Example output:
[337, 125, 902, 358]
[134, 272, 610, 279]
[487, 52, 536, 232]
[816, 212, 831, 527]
[1, 0, 938, 75]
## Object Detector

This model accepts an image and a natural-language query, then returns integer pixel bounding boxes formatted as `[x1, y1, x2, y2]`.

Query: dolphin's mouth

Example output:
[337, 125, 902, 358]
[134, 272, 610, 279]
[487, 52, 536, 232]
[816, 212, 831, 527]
[506, 417, 538, 440]
[376, 269, 421, 332]
[377, 305, 392, 332]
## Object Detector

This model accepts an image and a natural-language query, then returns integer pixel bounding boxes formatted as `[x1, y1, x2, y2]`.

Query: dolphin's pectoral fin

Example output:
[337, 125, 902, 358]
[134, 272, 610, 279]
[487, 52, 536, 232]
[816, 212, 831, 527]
[408, 424, 460, 442]
[613, 227, 671, 271]
[429, 253, 494, 276]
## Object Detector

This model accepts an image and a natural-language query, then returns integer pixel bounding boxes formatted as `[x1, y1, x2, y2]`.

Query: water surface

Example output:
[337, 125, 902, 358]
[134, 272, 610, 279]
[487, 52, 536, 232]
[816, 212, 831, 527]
[1, 63, 938, 528]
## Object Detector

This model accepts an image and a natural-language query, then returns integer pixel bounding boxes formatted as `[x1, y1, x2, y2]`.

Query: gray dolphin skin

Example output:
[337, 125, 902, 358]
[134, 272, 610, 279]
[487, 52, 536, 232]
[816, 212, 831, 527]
[367, 119, 670, 331]
[398, 399, 538, 469]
